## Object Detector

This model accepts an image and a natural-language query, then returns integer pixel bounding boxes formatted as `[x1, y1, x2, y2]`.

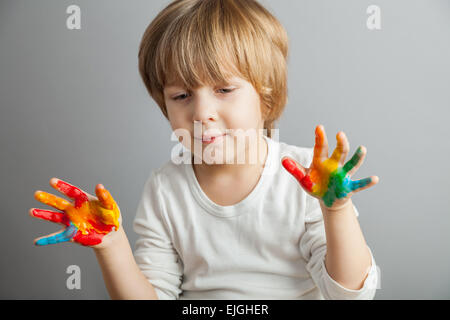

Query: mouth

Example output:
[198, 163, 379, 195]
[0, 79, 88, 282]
[196, 133, 226, 144]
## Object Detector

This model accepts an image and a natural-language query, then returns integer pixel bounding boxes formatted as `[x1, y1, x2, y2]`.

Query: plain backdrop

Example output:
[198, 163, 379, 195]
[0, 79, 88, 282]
[1, 0, 449, 299]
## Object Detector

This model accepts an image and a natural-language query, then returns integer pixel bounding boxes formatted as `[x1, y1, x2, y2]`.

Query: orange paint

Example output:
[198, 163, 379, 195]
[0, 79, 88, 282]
[32, 179, 120, 246]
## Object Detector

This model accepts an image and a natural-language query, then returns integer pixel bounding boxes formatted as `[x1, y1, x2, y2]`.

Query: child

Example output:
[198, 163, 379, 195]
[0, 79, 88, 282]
[30, 0, 379, 299]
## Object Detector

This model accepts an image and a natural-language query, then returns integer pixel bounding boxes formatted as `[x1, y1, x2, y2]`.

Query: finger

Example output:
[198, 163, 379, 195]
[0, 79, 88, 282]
[350, 176, 379, 193]
[330, 131, 349, 166]
[34, 224, 78, 246]
[342, 146, 366, 176]
[50, 177, 89, 209]
[313, 125, 329, 165]
[281, 156, 313, 192]
[29, 208, 70, 226]
[95, 184, 115, 210]
[34, 191, 71, 211]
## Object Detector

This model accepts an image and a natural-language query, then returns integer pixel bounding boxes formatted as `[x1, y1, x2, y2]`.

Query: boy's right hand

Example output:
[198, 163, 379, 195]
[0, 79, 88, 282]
[29, 178, 121, 248]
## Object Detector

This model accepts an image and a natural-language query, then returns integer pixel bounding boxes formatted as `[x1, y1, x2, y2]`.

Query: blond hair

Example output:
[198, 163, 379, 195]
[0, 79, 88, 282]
[138, 0, 289, 138]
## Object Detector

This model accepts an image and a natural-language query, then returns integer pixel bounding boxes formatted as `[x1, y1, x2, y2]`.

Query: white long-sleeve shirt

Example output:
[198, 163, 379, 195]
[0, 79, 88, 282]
[132, 135, 379, 300]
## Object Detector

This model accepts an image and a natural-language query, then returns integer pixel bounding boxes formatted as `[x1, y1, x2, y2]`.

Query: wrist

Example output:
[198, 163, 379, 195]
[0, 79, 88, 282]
[320, 198, 354, 216]
[92, 226, 126, 253]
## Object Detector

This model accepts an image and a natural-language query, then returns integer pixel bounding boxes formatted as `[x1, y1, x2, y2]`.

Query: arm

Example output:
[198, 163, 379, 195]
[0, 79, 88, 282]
[30, 177, 158, 299]
[96, 170, 184, 300]
[132, 170, 184, 300]
[299, 196, 378, 300]
[321, 199, 372, 290]
[283, 125, 379, 298]
[93, 226, 158, 300]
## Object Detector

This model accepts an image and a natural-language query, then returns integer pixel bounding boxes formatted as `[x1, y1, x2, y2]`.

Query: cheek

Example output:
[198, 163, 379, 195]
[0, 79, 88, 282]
[166, 113, 192, 149]
[226, 100, 263, 131]
[167, 107, 188, 130]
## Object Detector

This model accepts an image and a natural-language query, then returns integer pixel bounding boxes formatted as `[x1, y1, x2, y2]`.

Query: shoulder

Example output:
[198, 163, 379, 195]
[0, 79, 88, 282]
[135, 160, 189, 221]
[143, 159, 189, 197]
[153, 159, 186, 180]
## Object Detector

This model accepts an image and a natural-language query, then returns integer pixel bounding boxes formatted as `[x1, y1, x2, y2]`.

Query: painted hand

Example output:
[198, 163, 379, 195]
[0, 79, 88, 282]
[29, 178, 121, 247]
[281, 125, 379, 209]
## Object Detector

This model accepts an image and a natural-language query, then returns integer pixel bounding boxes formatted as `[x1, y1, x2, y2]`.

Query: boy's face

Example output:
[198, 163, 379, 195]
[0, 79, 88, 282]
[164, 76, 266, 164]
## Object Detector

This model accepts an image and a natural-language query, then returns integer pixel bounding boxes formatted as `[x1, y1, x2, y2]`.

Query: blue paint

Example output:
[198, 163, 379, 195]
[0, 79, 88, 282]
[35, 223, 78, 246]
[322, 168, 372, 207]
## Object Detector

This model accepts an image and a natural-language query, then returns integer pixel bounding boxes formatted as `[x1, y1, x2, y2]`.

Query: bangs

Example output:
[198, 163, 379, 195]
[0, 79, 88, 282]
[162, 49, 240, 90]
[154, 1, 250, 90]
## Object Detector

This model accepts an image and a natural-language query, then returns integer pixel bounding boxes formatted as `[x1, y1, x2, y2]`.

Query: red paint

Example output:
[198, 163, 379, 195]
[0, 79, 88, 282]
[282, 158, 313, 192]
[300, 175, 314, 192]
[31, 208, 70, 226]
[87, 219, 115, 233]
[55, 180, 89, 208]
[73, 230, 104, 246]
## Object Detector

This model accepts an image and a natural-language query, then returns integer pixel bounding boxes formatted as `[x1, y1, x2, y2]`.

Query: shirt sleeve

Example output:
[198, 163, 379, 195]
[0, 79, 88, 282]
[299, 193, 379, 300]
[132, 170, 183, 300]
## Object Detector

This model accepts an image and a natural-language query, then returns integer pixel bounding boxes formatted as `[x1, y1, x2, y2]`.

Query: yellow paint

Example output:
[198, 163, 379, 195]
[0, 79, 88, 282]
[310, 155, 340, 197]
[35, 191, 120, 235]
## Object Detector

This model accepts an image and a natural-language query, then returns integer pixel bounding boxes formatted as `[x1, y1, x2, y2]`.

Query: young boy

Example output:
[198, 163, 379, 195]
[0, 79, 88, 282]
[30, 0, 379, 299]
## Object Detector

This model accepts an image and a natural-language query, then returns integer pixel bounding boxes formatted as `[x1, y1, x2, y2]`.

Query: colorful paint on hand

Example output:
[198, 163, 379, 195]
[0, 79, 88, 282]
[282, 125, 374, 208]
[30, 179, 120, 246]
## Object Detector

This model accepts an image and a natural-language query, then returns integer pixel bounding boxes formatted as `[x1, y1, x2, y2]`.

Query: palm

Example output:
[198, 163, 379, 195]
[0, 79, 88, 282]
[30, 178, 121, 247]
[282, 125, 379, 208]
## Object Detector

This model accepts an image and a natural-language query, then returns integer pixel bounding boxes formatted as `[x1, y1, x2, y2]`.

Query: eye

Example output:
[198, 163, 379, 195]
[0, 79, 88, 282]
[172, 88, 235, 101]
[172, 93, 190, 101]
[217, 88, 235, 94]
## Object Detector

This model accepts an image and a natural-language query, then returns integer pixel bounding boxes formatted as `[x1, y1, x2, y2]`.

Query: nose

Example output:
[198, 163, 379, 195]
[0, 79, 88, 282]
[191, 90, 218, 125]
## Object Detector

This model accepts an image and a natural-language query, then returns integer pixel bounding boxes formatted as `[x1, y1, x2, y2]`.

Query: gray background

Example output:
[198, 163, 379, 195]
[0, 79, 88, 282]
[1, 0, 449, 299]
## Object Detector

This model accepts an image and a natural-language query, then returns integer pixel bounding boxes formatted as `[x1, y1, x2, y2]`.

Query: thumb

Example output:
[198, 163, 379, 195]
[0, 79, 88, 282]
[95, 184, 115, 210]
[281, 157, 313, 192]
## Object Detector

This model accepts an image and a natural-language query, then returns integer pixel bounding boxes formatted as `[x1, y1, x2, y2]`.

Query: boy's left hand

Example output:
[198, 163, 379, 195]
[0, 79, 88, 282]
[281, 125, 379, 210]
